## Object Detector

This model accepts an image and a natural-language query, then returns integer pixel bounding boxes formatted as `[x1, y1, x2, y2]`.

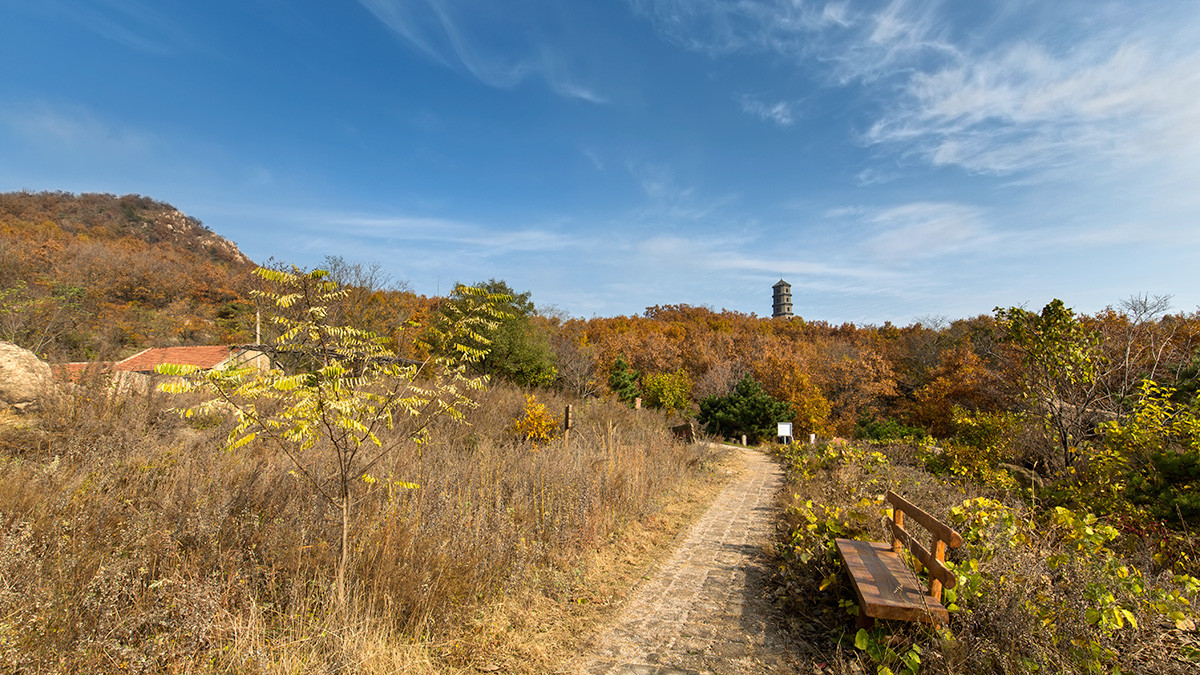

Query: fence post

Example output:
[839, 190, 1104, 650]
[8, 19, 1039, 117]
[563, 404, 572, 452]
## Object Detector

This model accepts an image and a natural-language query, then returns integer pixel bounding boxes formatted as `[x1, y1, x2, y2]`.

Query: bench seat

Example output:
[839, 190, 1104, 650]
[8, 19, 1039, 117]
[834, 491, 962, 628]
[835, 538, 949, 625]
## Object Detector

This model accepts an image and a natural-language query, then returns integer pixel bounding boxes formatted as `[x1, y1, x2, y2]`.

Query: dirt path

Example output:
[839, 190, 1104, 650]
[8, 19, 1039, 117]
[573, 445, 803, 675]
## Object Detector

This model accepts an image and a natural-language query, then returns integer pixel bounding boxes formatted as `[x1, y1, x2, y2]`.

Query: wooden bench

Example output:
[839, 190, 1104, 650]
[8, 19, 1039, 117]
[835, 491, 964, 628]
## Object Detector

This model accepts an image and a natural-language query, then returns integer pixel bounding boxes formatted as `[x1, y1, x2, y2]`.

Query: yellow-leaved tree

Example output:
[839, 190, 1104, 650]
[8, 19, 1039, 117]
[157, 267, 505, 616]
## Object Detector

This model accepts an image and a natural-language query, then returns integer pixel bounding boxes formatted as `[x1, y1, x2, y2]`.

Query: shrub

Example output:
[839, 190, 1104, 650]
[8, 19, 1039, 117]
[1099, 379, 1200, 524]
[509, 393, 562, 447]
[854, 414, 929, 442]
[642, 369, 692, 412]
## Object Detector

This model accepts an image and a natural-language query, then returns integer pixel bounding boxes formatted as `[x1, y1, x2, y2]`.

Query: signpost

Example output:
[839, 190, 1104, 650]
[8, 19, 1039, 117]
[777, 422, 793, 444]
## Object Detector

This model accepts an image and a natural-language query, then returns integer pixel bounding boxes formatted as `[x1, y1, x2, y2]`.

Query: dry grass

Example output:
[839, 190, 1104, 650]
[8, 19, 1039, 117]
[0, 381, 719, 673]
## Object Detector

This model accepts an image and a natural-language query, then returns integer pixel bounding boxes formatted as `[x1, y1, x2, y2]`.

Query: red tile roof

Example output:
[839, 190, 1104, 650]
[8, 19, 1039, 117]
[51, 361, 115, 383]
[114, 346, 236, 373]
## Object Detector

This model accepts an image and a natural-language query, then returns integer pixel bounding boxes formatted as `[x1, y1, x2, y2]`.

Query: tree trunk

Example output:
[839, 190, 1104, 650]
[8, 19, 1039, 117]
[338, 492, 349, 630]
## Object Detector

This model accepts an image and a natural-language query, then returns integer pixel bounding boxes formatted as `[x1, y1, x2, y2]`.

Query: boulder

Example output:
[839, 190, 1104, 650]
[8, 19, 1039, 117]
[999, 462, 1046, 491]
[0, 341, 53, 413]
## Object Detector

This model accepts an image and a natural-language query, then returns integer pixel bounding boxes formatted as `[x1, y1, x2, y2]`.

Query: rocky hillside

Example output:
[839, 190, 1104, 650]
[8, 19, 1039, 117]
[0, 191, 252, 267]
[0, 191, 257, 360]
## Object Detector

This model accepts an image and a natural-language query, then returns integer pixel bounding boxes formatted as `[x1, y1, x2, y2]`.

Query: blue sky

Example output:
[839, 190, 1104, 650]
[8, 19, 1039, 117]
[2, 1, 1198, 323]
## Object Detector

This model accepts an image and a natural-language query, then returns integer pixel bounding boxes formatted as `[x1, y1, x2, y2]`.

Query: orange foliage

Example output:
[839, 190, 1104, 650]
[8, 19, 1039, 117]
[908, 347, 1006, 437]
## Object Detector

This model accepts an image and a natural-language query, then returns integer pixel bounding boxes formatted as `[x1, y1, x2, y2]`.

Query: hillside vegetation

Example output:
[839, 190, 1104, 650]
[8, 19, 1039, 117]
[0, 191, 255, 358]
[2, 191, 1200, 671]
[0, 192, 442, 362]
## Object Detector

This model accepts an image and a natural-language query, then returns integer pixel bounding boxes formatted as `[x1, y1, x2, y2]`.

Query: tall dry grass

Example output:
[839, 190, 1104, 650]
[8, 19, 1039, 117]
[0, 379, 709, 673]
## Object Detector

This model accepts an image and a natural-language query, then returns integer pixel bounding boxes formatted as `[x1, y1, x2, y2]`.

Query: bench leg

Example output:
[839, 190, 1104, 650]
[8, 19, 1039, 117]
[855, 611, 875, 630]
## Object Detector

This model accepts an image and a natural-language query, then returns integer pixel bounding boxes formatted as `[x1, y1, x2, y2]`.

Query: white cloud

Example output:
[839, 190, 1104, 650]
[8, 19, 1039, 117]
[0, 102, 155, 159]
[293, 209, 582, 255]
[829, 201, 993, 261]
[635, 0, 1200, 184]
[356, 0, 606, 103]
[868, 36, 1200, 177]
[738, 95, 799, 126]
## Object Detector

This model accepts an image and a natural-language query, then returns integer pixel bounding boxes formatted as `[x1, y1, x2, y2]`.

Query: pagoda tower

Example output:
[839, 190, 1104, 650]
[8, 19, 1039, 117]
[772, 279, 793, 319]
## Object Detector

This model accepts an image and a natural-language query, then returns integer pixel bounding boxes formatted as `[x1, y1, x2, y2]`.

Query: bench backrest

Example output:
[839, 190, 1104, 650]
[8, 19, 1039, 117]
[885, 491, 964, 602]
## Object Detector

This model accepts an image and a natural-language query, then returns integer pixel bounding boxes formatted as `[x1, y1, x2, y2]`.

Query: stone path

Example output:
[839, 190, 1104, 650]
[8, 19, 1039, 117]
[574, 445, 802, 675]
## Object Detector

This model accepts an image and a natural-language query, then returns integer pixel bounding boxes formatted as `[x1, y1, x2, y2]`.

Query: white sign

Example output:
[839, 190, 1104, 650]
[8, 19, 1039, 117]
[777, 422, 793, 438]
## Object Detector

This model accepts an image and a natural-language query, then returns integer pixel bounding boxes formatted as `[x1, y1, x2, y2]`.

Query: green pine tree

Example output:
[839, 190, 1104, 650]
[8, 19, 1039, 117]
[698, 375, 793, 444]
[608, 356, 641, 406]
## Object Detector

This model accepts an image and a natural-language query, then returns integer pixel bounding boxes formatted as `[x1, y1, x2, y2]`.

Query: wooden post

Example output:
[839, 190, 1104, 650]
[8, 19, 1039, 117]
[634, 397, 641, 410]
[892, 510, 904, 554]
[563, 404, 572, 452]
[929, 536, 947, 602]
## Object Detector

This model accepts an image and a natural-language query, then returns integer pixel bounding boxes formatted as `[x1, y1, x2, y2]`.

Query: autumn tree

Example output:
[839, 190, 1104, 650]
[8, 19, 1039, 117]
[1090, 294, 1199, 412]
[642, 368, 693, 412]
[996, 299, 1104, 467]
[753, 356, 831, 436]
[547, 320, 600, 397]
[908, 346, 1009, 437]
[812, 342, 898, 435]
[159, 266, 504, 616]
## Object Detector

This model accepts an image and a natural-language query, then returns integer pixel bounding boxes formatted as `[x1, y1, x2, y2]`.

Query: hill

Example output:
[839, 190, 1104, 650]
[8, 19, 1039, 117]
[0, 191, 257, 359]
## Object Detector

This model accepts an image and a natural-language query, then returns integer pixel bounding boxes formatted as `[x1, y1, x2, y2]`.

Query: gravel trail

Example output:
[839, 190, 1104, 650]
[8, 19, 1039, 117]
[575, 445, 803, 675]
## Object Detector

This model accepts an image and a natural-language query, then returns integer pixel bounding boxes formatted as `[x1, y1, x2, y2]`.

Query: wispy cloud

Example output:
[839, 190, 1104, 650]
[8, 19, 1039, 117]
[43, 0, 201, 55]
[279, 209, 583, 256]
[627, 163, 740, 224]
[356, 0, 605, 103]
[738, 94, 800, 126]
[636, 0, 1200, 183]
[0, 102, 156, 159]
[845, 202, 994, 261]
[868, 35, 1200, 178]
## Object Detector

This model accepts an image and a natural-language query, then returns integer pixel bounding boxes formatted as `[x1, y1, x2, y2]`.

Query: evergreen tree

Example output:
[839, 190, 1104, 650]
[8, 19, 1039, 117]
[608, 356, 641, 406]
[698, 375, 793, 444]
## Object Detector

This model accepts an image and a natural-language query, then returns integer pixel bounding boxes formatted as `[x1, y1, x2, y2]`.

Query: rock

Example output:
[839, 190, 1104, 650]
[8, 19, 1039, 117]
[0, 342, 53, 413]
[999, 462, 1046, 491]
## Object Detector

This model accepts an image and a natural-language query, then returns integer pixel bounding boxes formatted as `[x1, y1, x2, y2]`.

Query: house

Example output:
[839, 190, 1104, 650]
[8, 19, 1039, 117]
[54, 345, 269, 391]
[112, 345, 269, 375]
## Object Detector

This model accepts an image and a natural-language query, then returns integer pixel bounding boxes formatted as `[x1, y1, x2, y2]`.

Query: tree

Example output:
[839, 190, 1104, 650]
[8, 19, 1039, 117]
[996, 299, 1104, 468]
[608, 356, 641, 406]
[158, 266, 504, 616]
[908, 346, 1007, 437]
[437, 278, 557, 387]
[548, 321, 600, 398]
[643, 369, 693, 412]
[698, 375, 793, 444]
[752, 355, 831, 436]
